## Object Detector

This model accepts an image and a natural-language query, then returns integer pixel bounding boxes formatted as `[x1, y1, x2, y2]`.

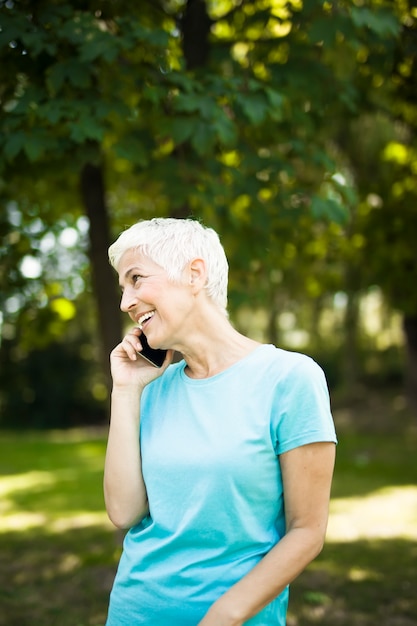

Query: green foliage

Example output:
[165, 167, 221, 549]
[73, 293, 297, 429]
[0, 292, 108, 429]
[0, 0, 364, 218]
[0, 204, 106, 428]
[2, 0, 416, 425]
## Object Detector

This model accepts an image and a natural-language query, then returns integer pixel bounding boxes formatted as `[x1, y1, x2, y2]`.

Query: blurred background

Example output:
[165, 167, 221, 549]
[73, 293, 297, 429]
[1, 1, 416, 625]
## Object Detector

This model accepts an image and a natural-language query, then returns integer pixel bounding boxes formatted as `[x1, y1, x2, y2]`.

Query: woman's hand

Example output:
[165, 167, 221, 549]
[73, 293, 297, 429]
[110, 327, 173, 389]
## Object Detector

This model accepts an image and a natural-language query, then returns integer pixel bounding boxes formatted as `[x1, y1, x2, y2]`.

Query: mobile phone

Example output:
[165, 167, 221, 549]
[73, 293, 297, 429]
[138, 332, 167, 368]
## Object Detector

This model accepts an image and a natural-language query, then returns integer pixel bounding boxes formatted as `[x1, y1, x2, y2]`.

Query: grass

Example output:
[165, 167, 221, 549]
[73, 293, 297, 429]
[1, 392, 417, 626]
[288, 391, 417, 626]
[0, 430, 116, 626]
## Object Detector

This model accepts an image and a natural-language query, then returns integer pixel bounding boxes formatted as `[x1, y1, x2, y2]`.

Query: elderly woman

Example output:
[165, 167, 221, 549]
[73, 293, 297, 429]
[104, 217, 336, 626]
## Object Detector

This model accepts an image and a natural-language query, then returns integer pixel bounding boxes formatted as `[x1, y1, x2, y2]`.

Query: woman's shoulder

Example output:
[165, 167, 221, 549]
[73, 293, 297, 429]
[255, 343, 322, 373]
[247, 345, 327, 395]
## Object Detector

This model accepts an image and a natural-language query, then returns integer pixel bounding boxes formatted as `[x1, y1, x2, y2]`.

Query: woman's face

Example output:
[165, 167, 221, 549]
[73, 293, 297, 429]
[117, 248, 193, 349]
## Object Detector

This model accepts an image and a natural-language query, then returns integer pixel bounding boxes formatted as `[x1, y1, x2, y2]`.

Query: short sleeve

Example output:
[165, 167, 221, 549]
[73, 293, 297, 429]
[271, 356, 337, 455]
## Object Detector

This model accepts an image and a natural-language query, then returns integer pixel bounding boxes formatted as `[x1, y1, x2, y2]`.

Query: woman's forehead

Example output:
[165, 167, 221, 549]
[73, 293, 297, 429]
[118, 248, 164, 276]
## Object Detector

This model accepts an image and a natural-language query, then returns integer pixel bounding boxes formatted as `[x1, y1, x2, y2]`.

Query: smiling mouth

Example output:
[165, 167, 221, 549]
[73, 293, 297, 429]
[137, 310, 155, 329]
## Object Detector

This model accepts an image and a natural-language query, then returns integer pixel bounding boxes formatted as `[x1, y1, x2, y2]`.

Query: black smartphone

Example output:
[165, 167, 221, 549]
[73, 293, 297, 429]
[138, 332, 167, 368]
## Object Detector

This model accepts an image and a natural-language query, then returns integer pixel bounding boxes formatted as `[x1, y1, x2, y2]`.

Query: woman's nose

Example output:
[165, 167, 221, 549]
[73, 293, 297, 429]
[120, 289, 137, 313]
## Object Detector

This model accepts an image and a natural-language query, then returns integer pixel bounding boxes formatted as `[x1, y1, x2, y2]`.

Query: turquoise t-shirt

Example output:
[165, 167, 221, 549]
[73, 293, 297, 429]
[106, 345, 336, 626]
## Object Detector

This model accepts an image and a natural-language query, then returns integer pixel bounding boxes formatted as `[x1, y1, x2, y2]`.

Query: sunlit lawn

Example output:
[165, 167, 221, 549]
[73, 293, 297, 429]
[288, 395, 417, 626]
[0, 429, 116, 626]
[1, 396, 417, 626]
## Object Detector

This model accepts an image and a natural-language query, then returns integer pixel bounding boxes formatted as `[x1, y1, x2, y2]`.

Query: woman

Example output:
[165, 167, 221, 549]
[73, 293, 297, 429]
[104, 217, 336, 626]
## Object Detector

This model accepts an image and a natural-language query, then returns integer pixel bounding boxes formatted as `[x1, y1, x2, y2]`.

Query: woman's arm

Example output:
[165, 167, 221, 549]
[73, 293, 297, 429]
[198, 441, 336, 626]
[104, 386, 148, 529]
[103, 328, 173, 529]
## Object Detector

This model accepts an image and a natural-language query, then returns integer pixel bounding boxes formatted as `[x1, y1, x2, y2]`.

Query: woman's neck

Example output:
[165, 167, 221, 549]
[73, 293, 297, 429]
[180, 321, 261, 379]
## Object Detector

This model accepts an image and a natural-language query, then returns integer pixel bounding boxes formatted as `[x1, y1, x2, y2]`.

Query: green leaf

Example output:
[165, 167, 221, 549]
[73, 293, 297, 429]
[237, 93, 268, 125]
[199, 97, 216, 120]
[172, 88, 216, 119]
[173, 93, 202, 114]
[20, 30, 57, 58]
[339, 82, 359, 114]
[37, 100, 66, 124]
[23, 134, 46, 161]
[310, 197, 349, 224]
[308, 18, 338, 46]
[114, 136, 149, 167]
[351, 7, 400, 37]
[4, 131, 26, 161]
[46, 64, 66, 93]
[66, 60, 92, 88]
[265, 88, 285, 121]
[191, 122, 215, 156]
[12, 86, 46, 116]
[0, 13, 28, 49]
[142, 85, 165, 105]
[79, 32, 119, 63]
[47, 60, 92, 93]
[126, 22, 169, 48]
[166, 72, 196, 93]
[68, 116, 104, 143]
[170, 117, 197, 144]
[212, 114, 237, 147]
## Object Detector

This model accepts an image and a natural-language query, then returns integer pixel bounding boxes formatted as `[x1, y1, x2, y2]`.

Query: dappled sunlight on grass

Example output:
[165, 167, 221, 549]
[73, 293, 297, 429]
[0, 431, 117, 625]
[50, 511, 113, 532]
[347, 566, 380, 582]
[1, 423, 417, 625]
[1, 510, 113, 532]
[328, 485, 417, 541]
[0, 468, 113, 532]
[0, 525, 118, 626]
[289, 537, 417, 625]
[0, 469, 57, 494]
[288, 405, 417, 625]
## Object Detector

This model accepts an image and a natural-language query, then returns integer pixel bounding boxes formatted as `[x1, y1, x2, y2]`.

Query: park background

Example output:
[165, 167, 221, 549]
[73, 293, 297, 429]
[0, 0, 416, 624]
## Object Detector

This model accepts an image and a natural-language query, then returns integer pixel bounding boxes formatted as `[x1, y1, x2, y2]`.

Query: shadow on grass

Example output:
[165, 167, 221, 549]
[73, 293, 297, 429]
[330, 428, 417, 500]
[0, 525, 120, 626]
[1, 528, 416, 626]
[1, 413, 417, 625]
[289, 538, 417, 626]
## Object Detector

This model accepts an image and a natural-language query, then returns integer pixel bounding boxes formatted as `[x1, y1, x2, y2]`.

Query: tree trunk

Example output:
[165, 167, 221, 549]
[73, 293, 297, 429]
[267, 288, 286, 347]
[80, 162, 123, 388]
[166, 0, 212, 219]
[403, 314, 417, 413]
[343, 289, 360, 396]
[181, 0, 211, 70]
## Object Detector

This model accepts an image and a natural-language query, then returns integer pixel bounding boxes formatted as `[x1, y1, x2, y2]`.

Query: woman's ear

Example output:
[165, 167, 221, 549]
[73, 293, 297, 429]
[189, 258, 207, 292]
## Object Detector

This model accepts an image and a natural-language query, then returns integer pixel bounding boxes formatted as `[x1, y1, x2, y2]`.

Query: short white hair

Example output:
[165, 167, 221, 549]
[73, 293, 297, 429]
[108, 218, 229, 313]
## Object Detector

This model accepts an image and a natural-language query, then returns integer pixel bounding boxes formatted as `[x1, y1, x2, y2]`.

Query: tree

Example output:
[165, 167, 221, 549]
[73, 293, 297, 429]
[0, 0, 404, 424]
[325, 1, 417, 407]
[386, 0, 417, 407]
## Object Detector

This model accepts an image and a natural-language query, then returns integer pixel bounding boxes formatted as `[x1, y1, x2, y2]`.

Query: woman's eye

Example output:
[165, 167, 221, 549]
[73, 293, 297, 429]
[132, 274, 143, 284]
